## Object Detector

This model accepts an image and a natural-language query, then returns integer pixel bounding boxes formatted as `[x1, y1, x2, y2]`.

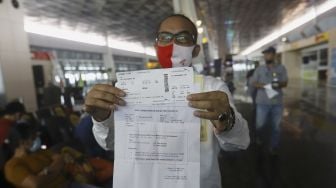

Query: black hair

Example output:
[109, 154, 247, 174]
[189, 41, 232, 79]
[14, 122, 37, 141]
[157, 14, 198, 43]
[5, 101, 25, 115]
[6, 122, 37, 155]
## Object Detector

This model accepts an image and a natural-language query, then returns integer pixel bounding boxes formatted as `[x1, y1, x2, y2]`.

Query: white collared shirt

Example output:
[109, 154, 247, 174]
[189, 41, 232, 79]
[92, 75, 250, 188]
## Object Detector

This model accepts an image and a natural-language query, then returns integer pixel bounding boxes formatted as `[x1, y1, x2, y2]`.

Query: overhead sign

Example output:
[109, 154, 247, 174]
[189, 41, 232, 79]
[315, 32, 329, 43]
[283, 32, 329, 51]
[31, 51, 53, 60]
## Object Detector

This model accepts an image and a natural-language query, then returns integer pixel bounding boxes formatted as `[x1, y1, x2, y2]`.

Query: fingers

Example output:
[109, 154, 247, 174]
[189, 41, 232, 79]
[88, 89, 126, 106]
[84, 98, 117, 112]
[188, 101, 213, 110]
[187, 91, 227, 101]
[193, 110, 218, 120]
[94, 84, 126, 97]
[84, 84, 126, 119]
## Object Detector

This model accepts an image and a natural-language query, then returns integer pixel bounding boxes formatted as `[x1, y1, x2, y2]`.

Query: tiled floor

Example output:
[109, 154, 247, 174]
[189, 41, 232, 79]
[219, 82, 336, 188]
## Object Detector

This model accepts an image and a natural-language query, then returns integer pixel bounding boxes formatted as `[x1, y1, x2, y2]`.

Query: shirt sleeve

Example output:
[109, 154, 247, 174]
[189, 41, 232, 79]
[92, 113, 115, 151]
[211, 79, 250, 151]
[250, 67, 260, 84]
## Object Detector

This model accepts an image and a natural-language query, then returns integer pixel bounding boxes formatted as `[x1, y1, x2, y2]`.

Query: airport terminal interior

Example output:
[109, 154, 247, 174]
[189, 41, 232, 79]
[0, 0, 336, 187]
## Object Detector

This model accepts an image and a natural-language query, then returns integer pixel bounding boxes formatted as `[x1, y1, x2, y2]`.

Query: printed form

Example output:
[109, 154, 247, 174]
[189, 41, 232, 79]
[114, 67, 200, 188]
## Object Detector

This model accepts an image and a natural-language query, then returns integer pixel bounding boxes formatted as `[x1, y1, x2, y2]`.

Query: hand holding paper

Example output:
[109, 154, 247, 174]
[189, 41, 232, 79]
[264, 83, 279, 99]
[113, 67, 200, 188]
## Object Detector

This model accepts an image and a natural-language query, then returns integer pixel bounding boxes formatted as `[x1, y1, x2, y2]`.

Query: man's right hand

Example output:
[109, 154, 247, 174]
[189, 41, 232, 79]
[84, 84, 126, 122]
[254, 82, 266, 89]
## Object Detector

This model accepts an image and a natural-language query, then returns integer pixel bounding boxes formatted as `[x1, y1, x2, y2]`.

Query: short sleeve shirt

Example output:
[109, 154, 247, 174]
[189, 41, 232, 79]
[250, 63, 288, 105]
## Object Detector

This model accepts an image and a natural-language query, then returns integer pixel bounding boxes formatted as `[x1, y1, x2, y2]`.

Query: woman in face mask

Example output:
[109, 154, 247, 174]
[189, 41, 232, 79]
[5, 122, 102, 188]
[4, 122, 69, 188]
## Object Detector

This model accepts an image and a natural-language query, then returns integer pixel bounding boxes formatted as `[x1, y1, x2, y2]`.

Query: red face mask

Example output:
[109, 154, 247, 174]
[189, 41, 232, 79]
[157, 44, 173, 68]
[157, 44, 195, 68]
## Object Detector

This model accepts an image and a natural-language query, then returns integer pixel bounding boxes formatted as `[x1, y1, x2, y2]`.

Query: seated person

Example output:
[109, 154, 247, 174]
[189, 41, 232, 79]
[4, 122, 100, 188]
[5, 122, 67, 188]
[62, 146, 113, 185]
[0, 100, 26, 145]
[74, 114, 107, 158]
[1, 100, 26, 180]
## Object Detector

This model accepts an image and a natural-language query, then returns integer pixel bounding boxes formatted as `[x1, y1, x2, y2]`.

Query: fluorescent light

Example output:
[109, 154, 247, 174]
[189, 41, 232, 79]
[55, 75, 60, 83]
[78, 66, 87, 70]
[281, 37, 288, 42]
[64, 66, 76, 71]
[108, 39, 156, 57]
[197, 27, 204, 34]
[196, 20, 202, 27]
[108, 39, 145, 53]
[24, 20, 106, 46]
[24, 18, 157, 56]
[233, 63, 247, 71]
[145, 47, 156, 57]
[240, 0, 336, 56]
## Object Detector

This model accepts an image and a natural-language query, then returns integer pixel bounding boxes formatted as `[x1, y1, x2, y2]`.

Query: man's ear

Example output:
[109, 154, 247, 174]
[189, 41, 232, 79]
[192, 45, 200, 58]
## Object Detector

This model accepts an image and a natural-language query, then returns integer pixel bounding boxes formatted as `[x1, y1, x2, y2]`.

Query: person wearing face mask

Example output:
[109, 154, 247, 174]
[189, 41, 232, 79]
[4, 122, 68, 188]
[84, 14, 250, 188]
[0, 101, 26, 146]
[0, 101, 26, 185]
[251, 47, 288, 154]
[4, 122, 99, 188]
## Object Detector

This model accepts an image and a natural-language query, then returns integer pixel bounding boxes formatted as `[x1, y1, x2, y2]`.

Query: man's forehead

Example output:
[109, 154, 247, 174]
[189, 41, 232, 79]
[159, 17, 195, 33]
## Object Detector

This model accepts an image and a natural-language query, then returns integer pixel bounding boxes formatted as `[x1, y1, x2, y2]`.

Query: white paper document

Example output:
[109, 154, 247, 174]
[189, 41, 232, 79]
[264, 84, 279, 98]
[114, 67, 200, 188]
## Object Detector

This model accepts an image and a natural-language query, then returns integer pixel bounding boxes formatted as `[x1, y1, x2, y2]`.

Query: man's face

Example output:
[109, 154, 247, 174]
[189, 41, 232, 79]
[155, 17, 200, 58]
[264, 52, 275, 62]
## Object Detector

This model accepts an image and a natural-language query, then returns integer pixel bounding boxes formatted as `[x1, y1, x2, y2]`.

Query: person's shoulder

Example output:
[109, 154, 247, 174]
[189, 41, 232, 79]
[276, 63, 287, 71]
[203, 75, 221, 84]
[253, 65, 265, 74]
[258, 64, 267, 69]
[0, 118, 14, 125]
[4, 156, 30, 186]
[5, 157, 21, 172]
[280, 63, 287, 69]
[203, 75, 229, 91]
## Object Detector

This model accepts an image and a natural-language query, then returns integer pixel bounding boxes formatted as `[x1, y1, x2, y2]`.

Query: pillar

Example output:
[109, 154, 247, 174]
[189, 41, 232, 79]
[327, 29, 336, 87]
[0, 0, 37, 110]
[104, 35, 116, 82]
[173, 0, 206, 67]
[326, 29, 336, 116]
[281, 50, 302, 104]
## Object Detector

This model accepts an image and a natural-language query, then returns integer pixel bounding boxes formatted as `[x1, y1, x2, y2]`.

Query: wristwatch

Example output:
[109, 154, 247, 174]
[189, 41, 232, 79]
[218, 107, 235, 131]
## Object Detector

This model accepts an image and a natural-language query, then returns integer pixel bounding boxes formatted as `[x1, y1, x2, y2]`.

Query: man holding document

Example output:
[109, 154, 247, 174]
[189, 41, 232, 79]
[251, 46, 288, 154]
[84, 14, 250, 188]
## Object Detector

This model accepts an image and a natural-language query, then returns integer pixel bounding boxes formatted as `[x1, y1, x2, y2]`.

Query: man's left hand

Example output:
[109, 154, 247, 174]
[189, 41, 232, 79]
[187, 91, 231, 133]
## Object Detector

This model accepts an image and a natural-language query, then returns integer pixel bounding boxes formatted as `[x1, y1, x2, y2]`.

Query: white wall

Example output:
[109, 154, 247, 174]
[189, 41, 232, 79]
[327, 28, 336, 87]
[0, 0, 37, 110]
